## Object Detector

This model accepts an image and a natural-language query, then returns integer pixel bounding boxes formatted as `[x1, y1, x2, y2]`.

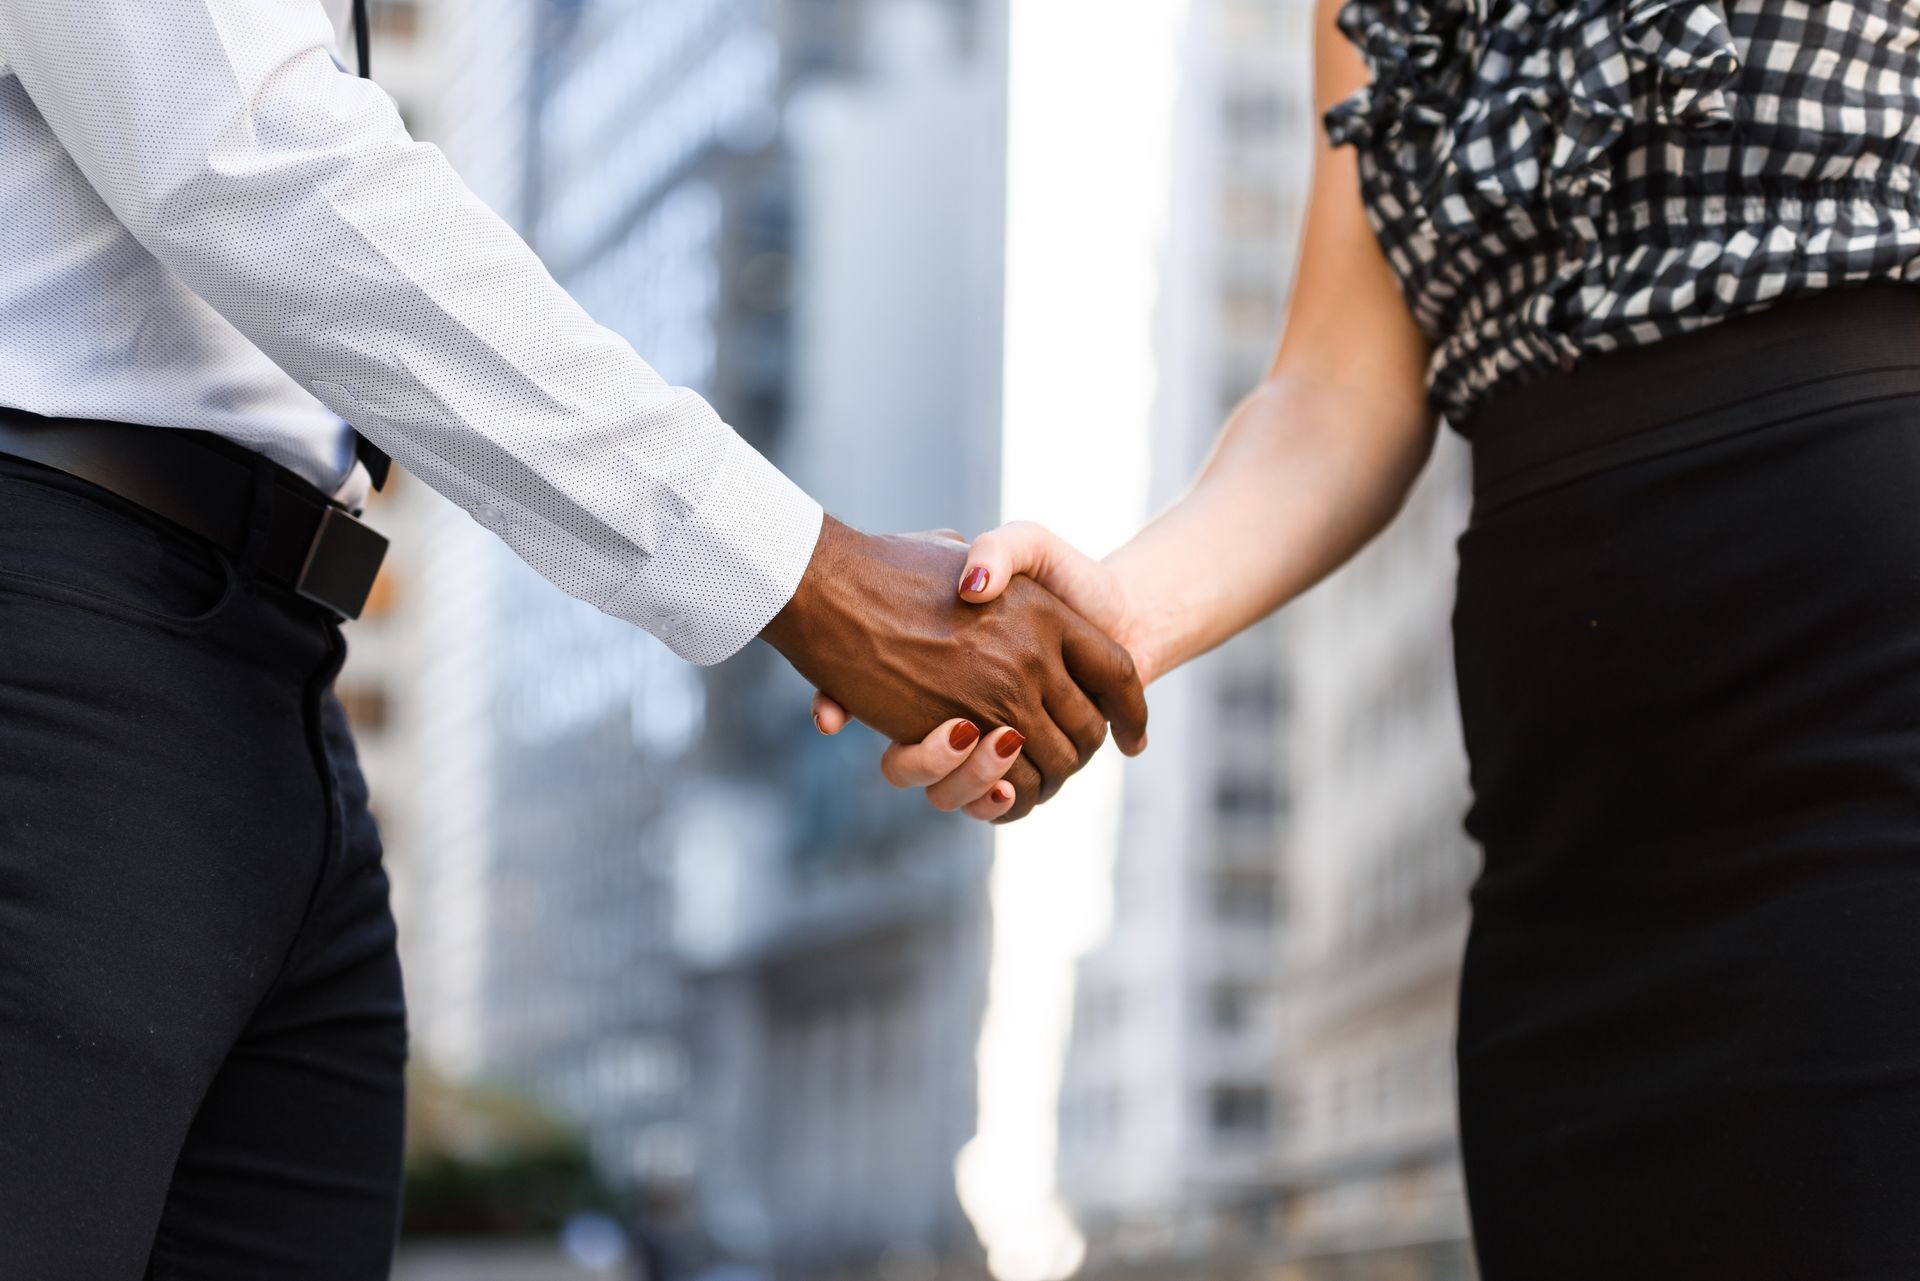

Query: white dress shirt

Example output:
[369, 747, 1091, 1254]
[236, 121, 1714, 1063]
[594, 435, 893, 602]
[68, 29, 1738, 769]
[0, 0, 823, 664]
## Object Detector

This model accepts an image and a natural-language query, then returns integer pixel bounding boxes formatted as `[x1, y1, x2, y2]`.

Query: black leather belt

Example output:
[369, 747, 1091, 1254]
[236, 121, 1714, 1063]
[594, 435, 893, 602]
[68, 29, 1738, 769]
[0, 407, 389, 620]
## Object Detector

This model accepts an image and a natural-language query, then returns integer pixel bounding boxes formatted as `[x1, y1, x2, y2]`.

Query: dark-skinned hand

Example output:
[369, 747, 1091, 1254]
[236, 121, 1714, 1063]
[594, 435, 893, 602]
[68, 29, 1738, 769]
[761, 516, 1148, 821]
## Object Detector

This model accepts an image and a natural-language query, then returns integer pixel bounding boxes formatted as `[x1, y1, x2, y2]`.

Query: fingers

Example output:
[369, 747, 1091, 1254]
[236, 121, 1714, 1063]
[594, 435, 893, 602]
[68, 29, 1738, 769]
[1044, 684, 1109, 768]
[879, 718, 984, 789]
[960, 522, 1129, 637]
[960, 519, 1079, 603]
[1018, 714, 1082, 806]
[926, 727, 1026, 812]
[812, 696, 1047, 823]
[1003, 667, 1115, 816]
[998, 757, 1046, 823]
[811, 691, 849, 735]
[1061, 613, 1149, 756]
[958, 520, 1062, 603]
[963, 781, 1017, 822]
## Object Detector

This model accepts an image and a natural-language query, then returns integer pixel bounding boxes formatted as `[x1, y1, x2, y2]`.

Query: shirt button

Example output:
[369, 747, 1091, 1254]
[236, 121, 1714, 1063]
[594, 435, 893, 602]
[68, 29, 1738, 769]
[472, 500, 510, 533]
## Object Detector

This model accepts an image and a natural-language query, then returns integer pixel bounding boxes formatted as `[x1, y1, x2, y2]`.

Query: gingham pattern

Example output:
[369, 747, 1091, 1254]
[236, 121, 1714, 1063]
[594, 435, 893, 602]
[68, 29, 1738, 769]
[1325, 0, 1920, 424]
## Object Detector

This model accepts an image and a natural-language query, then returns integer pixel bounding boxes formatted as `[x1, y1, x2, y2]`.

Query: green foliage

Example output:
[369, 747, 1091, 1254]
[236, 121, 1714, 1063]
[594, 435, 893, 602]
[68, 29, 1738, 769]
[402, 1063, 617, 1236]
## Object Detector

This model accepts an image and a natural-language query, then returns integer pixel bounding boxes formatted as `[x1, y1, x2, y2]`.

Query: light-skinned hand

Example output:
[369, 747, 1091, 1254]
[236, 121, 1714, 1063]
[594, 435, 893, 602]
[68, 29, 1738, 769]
[809, 521, 1153, 823]
[765, 518, 1147, 822]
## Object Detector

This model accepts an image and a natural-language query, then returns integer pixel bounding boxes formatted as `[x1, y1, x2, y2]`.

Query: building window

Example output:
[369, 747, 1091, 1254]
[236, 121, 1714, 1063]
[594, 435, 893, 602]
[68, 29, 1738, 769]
[369, 0, 420, 40]
[1211, 868, 1278, 925]
[1214, 775, 1281, 820]
[1209, 1084, 1271, 1140]
[1222, 90, 1289, 140]
[1076, 984, 1124, 1041]
[1220, 185, 1283, 239]
[1208, 981, 1258, 1033]
[1217, 664, 1284, 721]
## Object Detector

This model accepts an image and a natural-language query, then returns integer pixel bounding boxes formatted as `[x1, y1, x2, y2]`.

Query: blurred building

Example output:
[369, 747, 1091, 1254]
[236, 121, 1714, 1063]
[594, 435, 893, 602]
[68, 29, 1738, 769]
[348, 1, 1486, 1279]
[675, 3, 1007, 1276]
[350, 0, 1009, 1276]
[1054, 0, 1305, 1269]
[353, 0, 763, 1228]
[1274, 437, 1474, 1281]
[346, 0, 538, 1085]
[1055, 3, 1478, 1280]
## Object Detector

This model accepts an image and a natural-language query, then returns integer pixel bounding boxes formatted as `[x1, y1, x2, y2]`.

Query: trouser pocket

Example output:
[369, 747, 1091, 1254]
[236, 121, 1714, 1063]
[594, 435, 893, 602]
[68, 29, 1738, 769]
[0, 459, 236, 632]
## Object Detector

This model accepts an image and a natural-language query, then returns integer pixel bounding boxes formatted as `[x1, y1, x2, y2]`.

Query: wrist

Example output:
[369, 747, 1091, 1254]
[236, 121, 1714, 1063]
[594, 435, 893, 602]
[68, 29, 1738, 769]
[1101, 546, 1174, 686]
[762, 515, 859, 663]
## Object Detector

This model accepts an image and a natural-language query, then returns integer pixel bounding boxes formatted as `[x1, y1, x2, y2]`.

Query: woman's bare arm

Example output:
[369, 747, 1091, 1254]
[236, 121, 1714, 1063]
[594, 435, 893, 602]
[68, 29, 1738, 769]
[814, 0, 1437, 818]
[1097, 0, 1435, 680]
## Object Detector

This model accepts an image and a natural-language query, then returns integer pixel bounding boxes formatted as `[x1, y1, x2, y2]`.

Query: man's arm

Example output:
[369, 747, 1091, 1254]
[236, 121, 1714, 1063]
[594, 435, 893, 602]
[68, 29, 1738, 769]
[0, 0, 1146, 808]
[0, 0, 814, 664]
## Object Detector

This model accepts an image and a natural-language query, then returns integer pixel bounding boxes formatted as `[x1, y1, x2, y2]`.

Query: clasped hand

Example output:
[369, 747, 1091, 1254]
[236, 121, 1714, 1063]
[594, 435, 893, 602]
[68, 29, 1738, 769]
[764, 517, 1147, 823]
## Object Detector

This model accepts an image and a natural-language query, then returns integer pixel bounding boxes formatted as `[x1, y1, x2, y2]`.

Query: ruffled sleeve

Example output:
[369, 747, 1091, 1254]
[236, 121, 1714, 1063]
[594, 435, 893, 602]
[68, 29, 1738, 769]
[1324, 0, 1744, 237]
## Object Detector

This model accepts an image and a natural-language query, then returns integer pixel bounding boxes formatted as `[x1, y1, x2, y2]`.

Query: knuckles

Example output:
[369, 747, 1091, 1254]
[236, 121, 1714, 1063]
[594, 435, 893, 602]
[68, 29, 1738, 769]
[1077, 722, 1110, 767]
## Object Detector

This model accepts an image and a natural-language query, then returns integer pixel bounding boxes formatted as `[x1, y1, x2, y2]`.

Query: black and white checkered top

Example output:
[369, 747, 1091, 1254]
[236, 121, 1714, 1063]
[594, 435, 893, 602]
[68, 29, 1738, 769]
[1324, 0, 1920, 424]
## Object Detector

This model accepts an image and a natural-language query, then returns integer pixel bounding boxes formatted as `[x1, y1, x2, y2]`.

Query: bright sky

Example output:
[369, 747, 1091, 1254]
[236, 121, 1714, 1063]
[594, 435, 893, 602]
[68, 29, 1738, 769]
[955, 2, 1189, 1278]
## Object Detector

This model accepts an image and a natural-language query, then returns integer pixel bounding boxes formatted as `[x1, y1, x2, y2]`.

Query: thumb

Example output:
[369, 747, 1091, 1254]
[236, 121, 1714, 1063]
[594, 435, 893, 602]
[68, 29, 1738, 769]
[811, 690, 850, 735]
[960, 521, 1129, 639]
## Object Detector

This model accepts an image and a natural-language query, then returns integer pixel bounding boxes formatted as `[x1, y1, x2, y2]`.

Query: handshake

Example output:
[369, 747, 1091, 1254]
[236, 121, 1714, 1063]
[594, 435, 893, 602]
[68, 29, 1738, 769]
[762, 515, 1152, 823]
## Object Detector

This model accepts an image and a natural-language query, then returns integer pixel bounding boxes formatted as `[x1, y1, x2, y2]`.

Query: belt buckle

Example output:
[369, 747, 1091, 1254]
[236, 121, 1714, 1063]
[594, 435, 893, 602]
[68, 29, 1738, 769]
[295, 506, 390, 621]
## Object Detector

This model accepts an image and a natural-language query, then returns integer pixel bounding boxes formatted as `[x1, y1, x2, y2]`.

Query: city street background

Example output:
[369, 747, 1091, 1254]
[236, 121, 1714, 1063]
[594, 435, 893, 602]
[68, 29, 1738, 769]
[345, 2, 1478, 1278]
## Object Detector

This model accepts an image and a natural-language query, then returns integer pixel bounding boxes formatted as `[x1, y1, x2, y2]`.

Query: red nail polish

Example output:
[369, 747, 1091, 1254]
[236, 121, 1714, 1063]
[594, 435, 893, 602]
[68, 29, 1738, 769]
[962, 566, 990, 594]
[994, 784, 1013, 804]
[949, 721, 981, 751]
[996, 729, 1026, 759]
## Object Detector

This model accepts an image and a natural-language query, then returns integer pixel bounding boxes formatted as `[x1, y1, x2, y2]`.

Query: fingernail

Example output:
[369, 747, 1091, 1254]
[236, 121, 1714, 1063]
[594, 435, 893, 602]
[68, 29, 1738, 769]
[812, 712, 825, 734]
[949, 721, 981, 751]
[961, 566, 990, 594]
[995, 729, 1026, 759]
[994, 784, 1013, 804]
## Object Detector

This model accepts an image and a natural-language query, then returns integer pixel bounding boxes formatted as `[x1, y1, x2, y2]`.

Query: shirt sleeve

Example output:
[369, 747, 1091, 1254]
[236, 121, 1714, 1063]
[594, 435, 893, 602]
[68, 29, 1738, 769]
[0, 0, 822, 665]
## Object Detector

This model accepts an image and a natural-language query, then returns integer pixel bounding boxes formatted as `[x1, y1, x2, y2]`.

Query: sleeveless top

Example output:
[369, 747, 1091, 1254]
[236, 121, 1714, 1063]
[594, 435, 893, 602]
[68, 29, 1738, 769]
[1324, 0, 1920, 423]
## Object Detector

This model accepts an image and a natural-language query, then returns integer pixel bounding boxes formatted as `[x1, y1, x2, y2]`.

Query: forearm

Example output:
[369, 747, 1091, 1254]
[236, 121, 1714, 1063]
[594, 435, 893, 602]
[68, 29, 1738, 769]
[1109, 371, 1436, 683]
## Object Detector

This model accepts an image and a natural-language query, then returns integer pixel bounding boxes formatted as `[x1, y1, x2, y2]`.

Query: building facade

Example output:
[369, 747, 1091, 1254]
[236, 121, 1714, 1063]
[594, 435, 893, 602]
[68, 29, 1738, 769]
[348, 2, 1009, 1276]
[675, 3, 1008, 1276]
[1055, 2, 1480, 1279]
[348, 2, 1484, 1278]
[1273, 434, 1475, 1281]
[1054, 0, 1306, 1267]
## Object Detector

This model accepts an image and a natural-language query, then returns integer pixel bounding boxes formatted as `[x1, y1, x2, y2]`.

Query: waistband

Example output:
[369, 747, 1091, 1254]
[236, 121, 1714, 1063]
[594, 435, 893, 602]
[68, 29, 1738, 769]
[1460, 283, 1920, 512]
[0, 407, 388, 620]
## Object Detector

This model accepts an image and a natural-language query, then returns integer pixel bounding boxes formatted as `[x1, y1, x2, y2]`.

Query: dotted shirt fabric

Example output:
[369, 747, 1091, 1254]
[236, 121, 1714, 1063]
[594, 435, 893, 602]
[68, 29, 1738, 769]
[0, 0, 822, 665]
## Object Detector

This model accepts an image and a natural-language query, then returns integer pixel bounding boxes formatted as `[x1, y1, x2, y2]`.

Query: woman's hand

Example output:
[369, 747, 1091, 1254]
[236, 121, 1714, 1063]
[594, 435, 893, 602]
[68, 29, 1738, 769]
[951, 521, 1154, 682]
[806, 0, 1439, 822]
[810, 522, 1150, 823]
[809, 703, 1030, 821]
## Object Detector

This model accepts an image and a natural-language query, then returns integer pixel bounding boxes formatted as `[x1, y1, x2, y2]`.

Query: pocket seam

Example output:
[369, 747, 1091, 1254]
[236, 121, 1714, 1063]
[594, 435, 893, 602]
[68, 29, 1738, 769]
[0, 556, 237, 636]
[0, 470, 238, 632]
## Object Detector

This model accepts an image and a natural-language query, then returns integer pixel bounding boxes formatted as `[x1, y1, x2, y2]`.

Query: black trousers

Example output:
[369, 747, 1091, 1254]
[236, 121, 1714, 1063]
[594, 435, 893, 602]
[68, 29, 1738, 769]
[1454, 285, 1920, 1278]
[0, 456, 406, 1278]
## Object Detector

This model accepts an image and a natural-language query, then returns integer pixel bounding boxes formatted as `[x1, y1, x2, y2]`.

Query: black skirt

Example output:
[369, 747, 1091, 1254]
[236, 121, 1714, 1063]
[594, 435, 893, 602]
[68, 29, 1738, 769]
[1452, 283, 1920, 1278]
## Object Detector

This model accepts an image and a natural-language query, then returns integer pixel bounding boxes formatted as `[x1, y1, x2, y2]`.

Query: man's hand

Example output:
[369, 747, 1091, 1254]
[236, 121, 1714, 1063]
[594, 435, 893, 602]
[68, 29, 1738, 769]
[762, 516, 1147, 821]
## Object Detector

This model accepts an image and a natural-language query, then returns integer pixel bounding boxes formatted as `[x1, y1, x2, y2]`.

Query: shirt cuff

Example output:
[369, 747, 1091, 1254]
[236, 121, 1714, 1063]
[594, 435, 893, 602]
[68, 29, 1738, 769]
[601, 431, 825, 666]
